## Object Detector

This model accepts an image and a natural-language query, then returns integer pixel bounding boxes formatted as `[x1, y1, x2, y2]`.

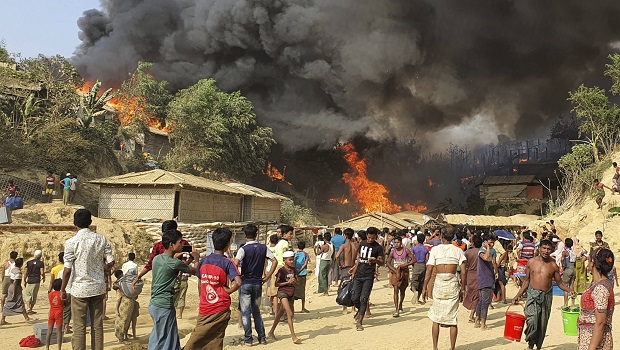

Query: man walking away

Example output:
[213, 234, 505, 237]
[234, 224, 277, 346]
[24, 250, 45, 314]
[513, 240, 575, 350]
[411, 234, 429, 304]
[335, 228, 358, 314]
[61, 209, 114, 350]
[122, 253, 138, 276]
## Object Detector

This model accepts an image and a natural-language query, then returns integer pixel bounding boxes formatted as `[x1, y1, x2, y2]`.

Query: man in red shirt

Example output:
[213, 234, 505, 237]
[136, 220, 192, 280]
[184, 228, 241, 350]
[44, 171, 56, 203]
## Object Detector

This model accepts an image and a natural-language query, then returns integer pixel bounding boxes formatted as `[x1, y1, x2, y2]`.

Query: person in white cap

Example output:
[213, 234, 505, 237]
[268, 250, 301, 344]
[60, 173, 72, 205]
[24, 249, 45, 314]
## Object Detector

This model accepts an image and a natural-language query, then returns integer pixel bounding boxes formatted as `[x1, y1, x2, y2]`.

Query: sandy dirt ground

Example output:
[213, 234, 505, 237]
[1, 263, 617, 350]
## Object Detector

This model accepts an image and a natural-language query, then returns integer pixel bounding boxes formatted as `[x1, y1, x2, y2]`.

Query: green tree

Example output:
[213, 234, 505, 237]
[77, 80, 114, 128]
[19, 55, 82, 123]
[165, 79, 275, 181]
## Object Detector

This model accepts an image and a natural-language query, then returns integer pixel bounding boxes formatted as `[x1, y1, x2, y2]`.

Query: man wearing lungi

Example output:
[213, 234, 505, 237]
[422, 225, 466, 350]
[513, 240, 575, 350]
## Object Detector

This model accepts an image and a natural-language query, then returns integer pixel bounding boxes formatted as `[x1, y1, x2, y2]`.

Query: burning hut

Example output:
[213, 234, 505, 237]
[334, 212, 411, 231]
[90, 169, 286, 223]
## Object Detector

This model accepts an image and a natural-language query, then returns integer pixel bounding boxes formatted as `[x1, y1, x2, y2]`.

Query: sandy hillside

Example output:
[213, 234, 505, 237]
[528, 161, 620, 253]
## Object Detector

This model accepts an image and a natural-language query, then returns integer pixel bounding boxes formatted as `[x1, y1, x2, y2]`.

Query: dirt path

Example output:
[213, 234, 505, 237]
[0, 265, 614, 350]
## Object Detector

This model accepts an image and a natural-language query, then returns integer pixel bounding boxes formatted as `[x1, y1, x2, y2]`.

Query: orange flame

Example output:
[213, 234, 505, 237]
[328, 197, 350, 204]
[519, 159, 527, 163]
[404, 203, 428, 213]
[513, 167, 518, 173]
[341, 143, 407, 214]
[262, 162, 292, 185]
[76, 82, 172, 133]
[428, 179, 434, 187]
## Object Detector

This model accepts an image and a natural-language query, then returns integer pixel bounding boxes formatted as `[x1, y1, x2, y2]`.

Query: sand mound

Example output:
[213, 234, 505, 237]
[0, 203, 154, 270]
[531, 160, 620, 252]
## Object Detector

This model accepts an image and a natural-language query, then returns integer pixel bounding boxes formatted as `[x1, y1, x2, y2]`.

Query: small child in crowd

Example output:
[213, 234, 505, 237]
[46, 279, 63, 350]
[294, 242, 310, 313]
[268, 250, 301, 344]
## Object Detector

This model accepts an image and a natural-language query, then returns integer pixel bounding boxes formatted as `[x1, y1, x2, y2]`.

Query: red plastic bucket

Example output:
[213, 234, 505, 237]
[504, 304, 526, 342]
[516, 259, 528, 274]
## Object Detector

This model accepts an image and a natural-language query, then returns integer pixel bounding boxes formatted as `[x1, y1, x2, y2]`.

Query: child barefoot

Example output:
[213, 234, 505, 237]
[46, 279, 63, 350]
[268, 251, 301, 344]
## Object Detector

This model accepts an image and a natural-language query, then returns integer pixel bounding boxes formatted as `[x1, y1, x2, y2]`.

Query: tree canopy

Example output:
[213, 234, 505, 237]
[165, 79, 275, 181]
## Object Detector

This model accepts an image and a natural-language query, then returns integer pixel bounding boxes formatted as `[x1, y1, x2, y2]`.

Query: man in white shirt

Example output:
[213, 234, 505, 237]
[61, 209, 114, 350]
[121, 253, 138, 275]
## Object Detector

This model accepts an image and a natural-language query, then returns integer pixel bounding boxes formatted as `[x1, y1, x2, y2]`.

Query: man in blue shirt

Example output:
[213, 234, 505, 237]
[60, 173, 71, 205]
[330, 228, 346, 286]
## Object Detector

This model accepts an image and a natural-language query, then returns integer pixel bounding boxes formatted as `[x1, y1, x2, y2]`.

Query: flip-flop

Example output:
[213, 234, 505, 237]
[293, 338, 302, 344]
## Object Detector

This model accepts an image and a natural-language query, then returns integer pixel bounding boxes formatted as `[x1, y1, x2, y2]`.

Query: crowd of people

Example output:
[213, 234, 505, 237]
[0, 210, 616, 350]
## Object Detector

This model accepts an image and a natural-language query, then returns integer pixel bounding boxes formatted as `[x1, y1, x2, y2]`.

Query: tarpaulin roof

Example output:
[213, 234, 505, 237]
[334, 212, 411, 231]
[485, 185, 528, 199]
[482, 175, 535, 185]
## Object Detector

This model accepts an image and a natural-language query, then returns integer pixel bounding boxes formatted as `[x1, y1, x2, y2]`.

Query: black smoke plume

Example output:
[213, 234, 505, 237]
[74, 0, 620, 151]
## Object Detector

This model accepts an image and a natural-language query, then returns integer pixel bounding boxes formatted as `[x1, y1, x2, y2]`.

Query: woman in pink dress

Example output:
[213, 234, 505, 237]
[578, 248, 614, 350]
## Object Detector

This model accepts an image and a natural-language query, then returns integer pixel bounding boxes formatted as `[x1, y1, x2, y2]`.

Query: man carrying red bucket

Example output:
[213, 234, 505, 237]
[511, 240, 575, 349]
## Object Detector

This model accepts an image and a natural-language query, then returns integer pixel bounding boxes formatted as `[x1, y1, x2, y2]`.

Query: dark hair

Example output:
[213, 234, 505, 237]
[539, 239, 553, 249]
[358, 230, 367, 241]
[58, 252, 64, 263]
[393, 236, 402, 243]
[298, 241, 306, 250]
[162, 229, 183, 249]
[114, 270, 123, 279]
[52, 278, 62, 291]
[565, 238, 573, 248]
[594, 249, 615, 276]
[549, 220, 554, 224]
[14, 258, 23, 268]
[484, 232, 498, 242]
[212, 228, 233, 251]
[416, 234, 425, 244]
[334, 228, 342, 235]
[441, 225, 455, 241]
[243, 224, 258, 239]
[128, 253, 136, 261]
[269, 234, 279, 245]
[343, 228, 354, 240]
[280, 225, 294, 235]
[523, 231, 532, 241]
[162, 220, 178, 233]
[9, 251, 17, 260]
[531, 232, 537, 238]
[366, 227, 379, 236]
[323, 232, 332, 241]
[472, 235, 483, 248]
[383, 227, 390, 234]
[595, 230, 603, 237]
[455, 230, 464, 240]
[73, 209, 92, 229]
[614, 162, 618, 167]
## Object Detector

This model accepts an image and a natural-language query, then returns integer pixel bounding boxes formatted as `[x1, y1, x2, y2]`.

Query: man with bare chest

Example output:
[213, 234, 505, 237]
[336, 228, 358, 282]
[513, 240, 575, 350]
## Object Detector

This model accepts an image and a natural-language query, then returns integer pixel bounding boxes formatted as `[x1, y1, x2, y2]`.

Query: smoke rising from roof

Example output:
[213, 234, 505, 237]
[73, 0, 620, 151]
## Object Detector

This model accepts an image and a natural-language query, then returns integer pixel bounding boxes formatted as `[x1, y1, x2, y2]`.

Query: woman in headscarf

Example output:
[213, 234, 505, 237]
[463, 235, 482, 322]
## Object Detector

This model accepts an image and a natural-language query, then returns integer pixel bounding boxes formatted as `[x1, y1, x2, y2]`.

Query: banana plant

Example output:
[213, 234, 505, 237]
[77, 80, 114, 128]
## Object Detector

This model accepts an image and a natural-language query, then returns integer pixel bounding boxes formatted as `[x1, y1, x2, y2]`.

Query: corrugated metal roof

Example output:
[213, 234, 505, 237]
[485, 184, 527, 199]
[334, 212, 411, 231]
[225, 183, 288, 200]
[90, 169, 247, 196]
[482, 175, 535, 185]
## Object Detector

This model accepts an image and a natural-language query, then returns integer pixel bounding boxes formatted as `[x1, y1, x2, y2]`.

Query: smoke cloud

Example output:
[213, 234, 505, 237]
[73, 0, 620, 151]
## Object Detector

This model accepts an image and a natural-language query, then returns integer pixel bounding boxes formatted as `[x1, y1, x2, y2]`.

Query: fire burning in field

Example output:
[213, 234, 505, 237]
[76, 82, 172, 133]
[340, 143, 426, 214]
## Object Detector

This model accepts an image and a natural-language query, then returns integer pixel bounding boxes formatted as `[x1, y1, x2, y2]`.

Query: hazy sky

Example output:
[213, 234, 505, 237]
[1, 0, 100, 58]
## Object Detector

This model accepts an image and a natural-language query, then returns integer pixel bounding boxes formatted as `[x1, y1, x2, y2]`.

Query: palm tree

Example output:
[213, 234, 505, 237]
[77, 80, 113, 128]
[20, 93, 43, 139]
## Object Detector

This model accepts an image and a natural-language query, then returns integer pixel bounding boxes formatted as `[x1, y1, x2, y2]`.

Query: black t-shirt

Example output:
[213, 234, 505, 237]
[355, 241, 384, 279]
[26, 259, 44, 284]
